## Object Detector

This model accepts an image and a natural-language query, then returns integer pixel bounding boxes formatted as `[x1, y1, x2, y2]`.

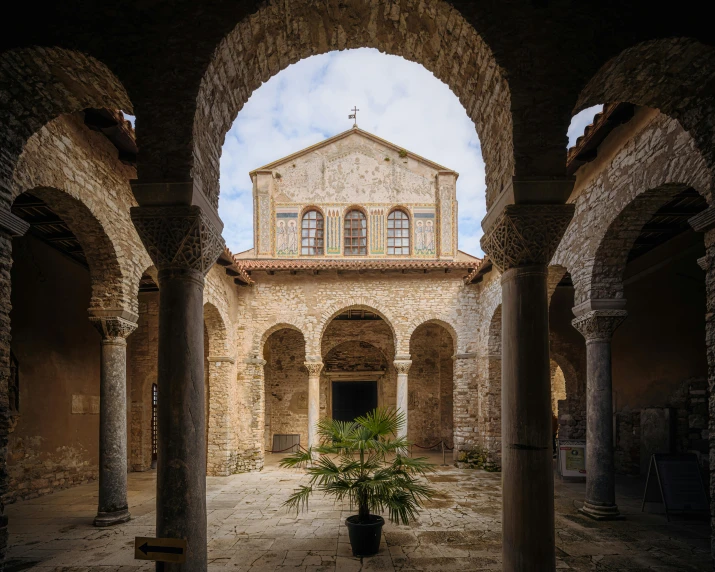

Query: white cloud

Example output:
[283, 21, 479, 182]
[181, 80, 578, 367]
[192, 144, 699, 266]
[218, 48, 486, 256]
[567, 105, 603, 148]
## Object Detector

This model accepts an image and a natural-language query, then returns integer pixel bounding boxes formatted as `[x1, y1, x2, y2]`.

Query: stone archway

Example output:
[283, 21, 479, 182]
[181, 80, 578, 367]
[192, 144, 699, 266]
[192, 0, 512, 211]
[574, 38, 715, 173]
[0, 46, 133, 207]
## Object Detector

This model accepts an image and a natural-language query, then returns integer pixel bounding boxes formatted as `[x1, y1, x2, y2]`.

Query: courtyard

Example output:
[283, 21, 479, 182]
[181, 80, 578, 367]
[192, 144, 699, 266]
[4, 454, 710, 572]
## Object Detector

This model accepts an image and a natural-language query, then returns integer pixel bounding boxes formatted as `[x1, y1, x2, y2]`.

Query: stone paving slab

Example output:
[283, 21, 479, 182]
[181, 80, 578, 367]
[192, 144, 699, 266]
[4, 455, 711, 571]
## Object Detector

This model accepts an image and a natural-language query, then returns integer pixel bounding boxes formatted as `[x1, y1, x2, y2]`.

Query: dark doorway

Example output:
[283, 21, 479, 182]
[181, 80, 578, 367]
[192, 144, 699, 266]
[332, 381, 378, 422]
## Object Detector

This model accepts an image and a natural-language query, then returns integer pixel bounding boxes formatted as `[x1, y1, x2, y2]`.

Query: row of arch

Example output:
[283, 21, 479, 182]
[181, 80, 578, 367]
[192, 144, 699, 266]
[2, 25, 713, 221]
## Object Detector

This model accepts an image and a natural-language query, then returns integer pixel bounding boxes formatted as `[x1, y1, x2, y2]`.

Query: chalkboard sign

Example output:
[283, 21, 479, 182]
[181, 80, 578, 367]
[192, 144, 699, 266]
[641, 453, 709, 521]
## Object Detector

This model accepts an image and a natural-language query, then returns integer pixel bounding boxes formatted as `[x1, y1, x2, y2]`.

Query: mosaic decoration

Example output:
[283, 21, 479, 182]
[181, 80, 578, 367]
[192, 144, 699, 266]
[438, 177, 454, 256]
[257, 194, 271, 255]
[413, 210, 436, 257]
[275, 208, 299, 256]
[326, 208, 341, 255]
[370, 208, 385, 254]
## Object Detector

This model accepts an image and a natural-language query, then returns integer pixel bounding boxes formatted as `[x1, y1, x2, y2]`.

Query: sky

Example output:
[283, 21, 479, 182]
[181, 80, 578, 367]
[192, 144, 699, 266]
[217, 48, 601, 257]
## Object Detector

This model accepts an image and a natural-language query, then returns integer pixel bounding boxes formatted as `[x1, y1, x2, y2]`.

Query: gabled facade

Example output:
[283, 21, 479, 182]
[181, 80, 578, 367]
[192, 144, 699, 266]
[249, 127, 458, 260]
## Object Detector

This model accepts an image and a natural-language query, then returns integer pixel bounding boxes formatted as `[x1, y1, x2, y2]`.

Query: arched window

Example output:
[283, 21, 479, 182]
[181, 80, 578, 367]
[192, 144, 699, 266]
[387, 209, 410, 255]
[301, 209, 324, 256]
[344, 209, 367, 255]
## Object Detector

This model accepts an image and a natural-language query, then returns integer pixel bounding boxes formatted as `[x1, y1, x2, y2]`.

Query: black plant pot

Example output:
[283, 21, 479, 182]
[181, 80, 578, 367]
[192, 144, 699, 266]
[345, 515, 384, 556]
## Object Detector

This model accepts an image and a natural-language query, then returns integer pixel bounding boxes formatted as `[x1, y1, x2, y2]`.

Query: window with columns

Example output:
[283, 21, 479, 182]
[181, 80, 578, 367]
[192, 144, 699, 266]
[301, 209, 324, 256]
[387, 209, 410, 255]
[344, 209, 367, 256]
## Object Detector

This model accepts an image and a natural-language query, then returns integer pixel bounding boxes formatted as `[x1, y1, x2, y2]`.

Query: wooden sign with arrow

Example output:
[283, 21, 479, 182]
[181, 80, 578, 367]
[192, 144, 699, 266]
[134, 537, 187, 563]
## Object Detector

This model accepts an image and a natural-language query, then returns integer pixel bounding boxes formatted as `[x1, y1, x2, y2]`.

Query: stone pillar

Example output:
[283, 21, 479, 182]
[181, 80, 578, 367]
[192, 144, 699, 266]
[305, 362, 324, 450]
[0, 210, 29, 561]
[206, 356, 236, 476]
[131, 204, 224, 572]
[90, 314, 138, 526]
[244, 357, 266, 470]
[452, 353, 477, 461]
[481, 203, 574, 572]
[688, 207, 715, 559]
[394, 359, 412, 440]
[571, 307, 627, 520]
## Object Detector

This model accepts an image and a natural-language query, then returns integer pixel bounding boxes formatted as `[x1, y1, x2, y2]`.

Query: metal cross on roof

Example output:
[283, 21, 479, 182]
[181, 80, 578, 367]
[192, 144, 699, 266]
[348, 106, 359, 128]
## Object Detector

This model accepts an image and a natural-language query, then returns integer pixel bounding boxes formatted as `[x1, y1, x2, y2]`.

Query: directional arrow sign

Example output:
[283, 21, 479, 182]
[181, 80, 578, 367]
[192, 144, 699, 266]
[134, 537, 187, 563]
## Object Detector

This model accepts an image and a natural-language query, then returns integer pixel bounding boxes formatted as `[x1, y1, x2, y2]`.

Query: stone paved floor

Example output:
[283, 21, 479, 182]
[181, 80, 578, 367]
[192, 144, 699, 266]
[4, 454, 711, 571]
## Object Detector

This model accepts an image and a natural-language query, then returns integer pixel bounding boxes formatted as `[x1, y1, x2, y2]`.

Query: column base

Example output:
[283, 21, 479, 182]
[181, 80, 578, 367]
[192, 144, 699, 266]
[579, 501, 625, 521]
[94, 508, 131, 527]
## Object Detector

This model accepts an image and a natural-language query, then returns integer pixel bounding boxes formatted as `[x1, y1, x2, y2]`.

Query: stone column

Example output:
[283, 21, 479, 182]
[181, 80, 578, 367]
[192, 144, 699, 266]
[481, 203, 574, 572]
[131, 205, 224, 572]
[89, 314, 138, 526]
[305, 361, 324, 450]
[394, 359, 412, 440]
[0, 210, 29, 561]
[572, 307, 627, 520]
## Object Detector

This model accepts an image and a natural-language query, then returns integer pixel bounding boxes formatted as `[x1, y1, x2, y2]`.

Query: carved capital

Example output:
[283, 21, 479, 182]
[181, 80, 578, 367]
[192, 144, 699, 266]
[304, 362, 324, 376]
[130, 205, 224, 275]
[90, 316, 138, 341]
[480, 204, 574, 272]
[571, 310, 627, 343]
[393, 360, 412, 375]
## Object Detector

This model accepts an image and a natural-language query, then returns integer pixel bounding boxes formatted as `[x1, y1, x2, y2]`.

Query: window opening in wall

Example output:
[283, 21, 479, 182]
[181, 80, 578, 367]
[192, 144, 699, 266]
[9, 351, 19, 413]
[301, 210, 324, 255]
[152, 383, 158, 463]
[344, 210, 367, 255]
[387, 210, 410, 255]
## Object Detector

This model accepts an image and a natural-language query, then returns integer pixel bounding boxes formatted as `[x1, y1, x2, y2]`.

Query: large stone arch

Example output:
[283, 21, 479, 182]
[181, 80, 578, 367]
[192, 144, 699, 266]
[12, 114, 149, 315]
[406, 317, 459, 355]
[193, 0, 513, 210]
[257, 321, 305, 357]
[552, 111, 713, 305]
[13, 186, 124, 314]
[588, 184, 707, 304]
[0, 46, 132, 208]
[316, 299, 400, 357]
[574, 38, 715, 173]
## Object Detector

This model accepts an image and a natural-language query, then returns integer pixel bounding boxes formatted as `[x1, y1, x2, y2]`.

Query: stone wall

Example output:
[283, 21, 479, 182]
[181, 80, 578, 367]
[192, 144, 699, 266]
[409, 323, 454, 448]
[264, 328, 309, 450]
[232, 269, 481, 466]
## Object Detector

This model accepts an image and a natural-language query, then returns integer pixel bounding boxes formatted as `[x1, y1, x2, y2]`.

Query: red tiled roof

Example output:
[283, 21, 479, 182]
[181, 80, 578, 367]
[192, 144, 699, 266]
[463, 256, 493, 284]
[233, 257, 479, 274]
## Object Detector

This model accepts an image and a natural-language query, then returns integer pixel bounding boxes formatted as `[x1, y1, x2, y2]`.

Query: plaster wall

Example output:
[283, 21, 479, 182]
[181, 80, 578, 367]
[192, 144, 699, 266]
[6, 235, 100, 503]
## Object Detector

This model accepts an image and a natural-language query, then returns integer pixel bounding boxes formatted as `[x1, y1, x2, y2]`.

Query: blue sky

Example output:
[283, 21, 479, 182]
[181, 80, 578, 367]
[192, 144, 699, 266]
[218, 48, 601, 257]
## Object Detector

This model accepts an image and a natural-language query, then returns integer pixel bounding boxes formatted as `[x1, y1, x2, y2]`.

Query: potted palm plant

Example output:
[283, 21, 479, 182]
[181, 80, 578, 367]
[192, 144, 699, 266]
[280, 408, 436, 557]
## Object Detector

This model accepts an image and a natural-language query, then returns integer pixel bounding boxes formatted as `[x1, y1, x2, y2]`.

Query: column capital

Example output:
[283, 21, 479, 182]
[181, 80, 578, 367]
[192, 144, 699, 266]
[480, 204, 574, 272]
[304, 361, 324, 376]
[89, 316, 138, 341]
[130, 205, 224, 276]
[571, 310, 627, 343]
[393, 360, 412, 374]
[245, 357, 267, 367]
